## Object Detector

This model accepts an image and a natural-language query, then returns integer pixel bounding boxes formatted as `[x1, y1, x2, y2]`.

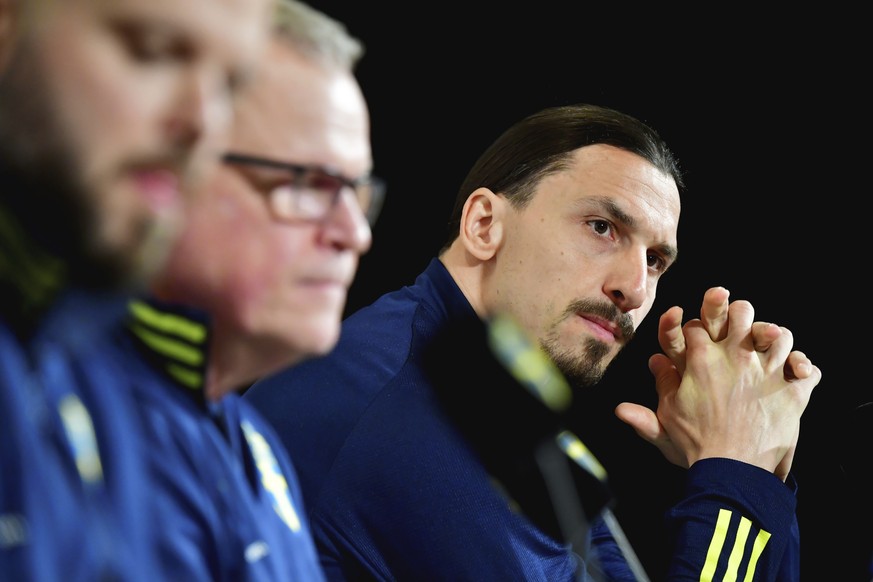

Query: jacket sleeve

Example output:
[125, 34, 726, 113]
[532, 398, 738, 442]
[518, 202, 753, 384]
[664, 458, 799, 581]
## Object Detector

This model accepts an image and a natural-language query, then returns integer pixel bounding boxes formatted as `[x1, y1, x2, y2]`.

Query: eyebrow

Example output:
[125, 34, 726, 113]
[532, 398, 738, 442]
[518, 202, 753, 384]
[596, 196, 679, 265]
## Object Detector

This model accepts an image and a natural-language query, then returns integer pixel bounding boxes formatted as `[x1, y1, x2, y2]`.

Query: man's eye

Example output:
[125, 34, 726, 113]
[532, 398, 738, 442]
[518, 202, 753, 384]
[588, 220, 613, 237]
[305, 173, 344, 193]
[113, 21, 186, 63]
[647, 253, 667, 273]
[268, 184, 298, 216]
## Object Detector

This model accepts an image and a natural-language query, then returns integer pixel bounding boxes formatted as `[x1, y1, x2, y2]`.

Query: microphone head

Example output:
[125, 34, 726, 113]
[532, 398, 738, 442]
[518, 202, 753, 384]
[485, 312, 573, 414]
[422, 310, 613, 540]
[423, 311, 569, 456]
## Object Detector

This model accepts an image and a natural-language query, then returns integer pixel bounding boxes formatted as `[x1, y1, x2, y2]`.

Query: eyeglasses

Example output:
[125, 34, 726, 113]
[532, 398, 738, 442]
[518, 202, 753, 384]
[222, 152, 385, 227]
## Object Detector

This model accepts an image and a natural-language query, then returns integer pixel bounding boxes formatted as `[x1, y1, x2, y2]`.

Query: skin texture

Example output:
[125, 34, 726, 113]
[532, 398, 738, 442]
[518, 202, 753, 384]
[151, 37, 374, 400]
[445, 144, 680, 388]
[615, 286, 818, 480]
[0, 0, 271, 286]
[441, 144, 822, 476]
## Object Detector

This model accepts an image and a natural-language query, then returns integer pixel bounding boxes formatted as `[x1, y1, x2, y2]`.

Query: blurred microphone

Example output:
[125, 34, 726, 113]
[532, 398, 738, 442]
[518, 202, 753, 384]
[422, 311, 650, 581]
[422, 311, 608, 521]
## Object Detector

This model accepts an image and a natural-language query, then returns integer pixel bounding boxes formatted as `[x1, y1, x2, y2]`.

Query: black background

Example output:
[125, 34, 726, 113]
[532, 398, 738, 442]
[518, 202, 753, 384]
[306, 3, 870, 579]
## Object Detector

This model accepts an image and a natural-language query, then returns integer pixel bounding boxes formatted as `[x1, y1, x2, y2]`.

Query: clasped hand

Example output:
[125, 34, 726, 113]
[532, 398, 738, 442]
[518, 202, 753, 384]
[615, 287, 822, 481]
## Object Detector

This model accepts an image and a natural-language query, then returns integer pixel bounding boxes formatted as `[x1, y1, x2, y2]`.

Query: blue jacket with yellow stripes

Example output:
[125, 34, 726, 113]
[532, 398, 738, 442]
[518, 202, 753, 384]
[114, 298, 326, 582]
[243, 257, 801, 582]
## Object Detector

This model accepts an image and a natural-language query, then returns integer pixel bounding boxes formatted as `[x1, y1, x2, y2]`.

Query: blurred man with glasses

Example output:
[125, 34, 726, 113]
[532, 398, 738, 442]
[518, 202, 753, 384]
[110, 0, 379, 579]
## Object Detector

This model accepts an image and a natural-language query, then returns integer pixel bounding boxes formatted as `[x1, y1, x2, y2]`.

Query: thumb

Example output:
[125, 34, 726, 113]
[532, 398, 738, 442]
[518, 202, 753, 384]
[615, 402, 661, 444]
[648, 353, 680, 398]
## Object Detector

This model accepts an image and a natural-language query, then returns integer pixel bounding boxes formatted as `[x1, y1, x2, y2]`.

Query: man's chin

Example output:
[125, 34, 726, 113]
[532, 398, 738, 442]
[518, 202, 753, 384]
[292, 322, 341, 358]
[546, 346, 610, 390]
[73, 219, 177, 293]
[132, 218, 179, 287]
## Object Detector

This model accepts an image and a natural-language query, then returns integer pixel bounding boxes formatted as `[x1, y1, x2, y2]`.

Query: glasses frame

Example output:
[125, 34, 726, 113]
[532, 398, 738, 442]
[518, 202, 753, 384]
[222, 152, 385, 226]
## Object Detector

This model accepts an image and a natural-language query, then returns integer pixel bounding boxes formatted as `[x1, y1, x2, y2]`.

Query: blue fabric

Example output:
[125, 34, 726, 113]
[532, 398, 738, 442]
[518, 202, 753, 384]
[246, 258, 803, 581]
[245, 258, 630, 581]
[664, 459, 800, 581]
[0, 291, 160, 582]
[114, 300, 326, 582]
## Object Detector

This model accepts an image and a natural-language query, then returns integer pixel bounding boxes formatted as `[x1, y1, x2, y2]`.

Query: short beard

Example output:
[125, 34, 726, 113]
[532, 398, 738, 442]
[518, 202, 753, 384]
[541, 333, 610, 389]
[0, 38, 144, 293]
[539, 298, 636, 389]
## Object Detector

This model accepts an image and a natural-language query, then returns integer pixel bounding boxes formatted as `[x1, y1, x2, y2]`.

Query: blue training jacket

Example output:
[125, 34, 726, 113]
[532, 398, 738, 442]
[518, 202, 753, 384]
[0, 192, 162, 582]
[113, 298, 326, 582]
[0, 293, 161, 582]
[244, 257, 802, 582]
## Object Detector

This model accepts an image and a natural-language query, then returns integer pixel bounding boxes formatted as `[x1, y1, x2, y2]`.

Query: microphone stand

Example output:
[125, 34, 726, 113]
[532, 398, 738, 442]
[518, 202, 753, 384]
[489, 313, 651, 582]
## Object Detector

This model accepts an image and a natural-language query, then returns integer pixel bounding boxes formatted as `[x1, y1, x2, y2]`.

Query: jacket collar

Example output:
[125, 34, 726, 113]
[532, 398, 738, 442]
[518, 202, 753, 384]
[125, 297, 212, 406]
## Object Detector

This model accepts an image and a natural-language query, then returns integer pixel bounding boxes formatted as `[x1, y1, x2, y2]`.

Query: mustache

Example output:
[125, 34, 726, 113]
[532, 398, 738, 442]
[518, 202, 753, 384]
[121, 148, 201, 188]
[564, 298, 635, 342]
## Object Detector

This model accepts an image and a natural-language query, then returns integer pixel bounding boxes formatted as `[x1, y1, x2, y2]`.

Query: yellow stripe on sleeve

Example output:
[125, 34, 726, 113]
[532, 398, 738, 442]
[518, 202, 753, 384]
[699, 509, 772, 582]
[742, 529, 771, 582]
[700, 508, 732, 582]
[723, 516, 752, 581]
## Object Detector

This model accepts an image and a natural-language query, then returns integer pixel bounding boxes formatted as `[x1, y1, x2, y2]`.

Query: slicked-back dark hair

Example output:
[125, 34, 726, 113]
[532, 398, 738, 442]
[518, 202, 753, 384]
[440, 103, 684, 253]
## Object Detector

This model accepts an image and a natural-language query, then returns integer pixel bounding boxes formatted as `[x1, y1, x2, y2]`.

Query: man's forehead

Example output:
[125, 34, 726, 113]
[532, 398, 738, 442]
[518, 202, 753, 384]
[546, 145, 680, 241]
[103, 0, 267, 31]
[18, 0, 267, 32]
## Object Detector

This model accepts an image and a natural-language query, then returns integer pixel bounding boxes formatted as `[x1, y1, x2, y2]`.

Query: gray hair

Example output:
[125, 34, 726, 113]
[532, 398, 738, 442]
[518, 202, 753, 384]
[273, 0, 364, 71]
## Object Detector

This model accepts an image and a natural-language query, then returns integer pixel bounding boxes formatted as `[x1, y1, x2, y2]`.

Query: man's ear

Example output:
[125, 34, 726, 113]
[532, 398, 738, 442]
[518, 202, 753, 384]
[458, 187, 505, 261]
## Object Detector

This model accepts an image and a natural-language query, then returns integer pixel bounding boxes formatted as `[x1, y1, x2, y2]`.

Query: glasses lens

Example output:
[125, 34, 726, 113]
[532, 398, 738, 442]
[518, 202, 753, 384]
[279, 170, 341, 220]
[224, 153, 385, 225]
